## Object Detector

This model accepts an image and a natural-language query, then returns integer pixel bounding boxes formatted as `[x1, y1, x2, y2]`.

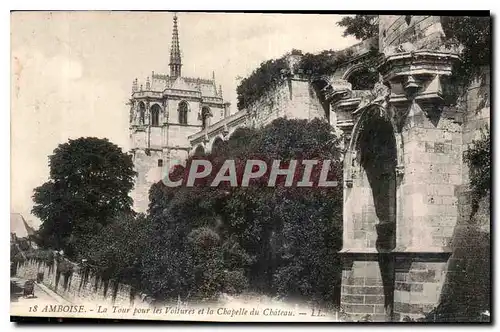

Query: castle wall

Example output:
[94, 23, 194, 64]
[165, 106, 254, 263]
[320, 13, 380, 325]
[379, 15, 445, 53]
[16, 259, 153, 308]
[393, 66, 490, 321]
[247, 78, 326, 128]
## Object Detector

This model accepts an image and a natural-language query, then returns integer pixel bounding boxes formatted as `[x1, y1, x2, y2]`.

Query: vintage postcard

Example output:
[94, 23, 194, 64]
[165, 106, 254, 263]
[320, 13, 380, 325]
[10, 11, 491, 323]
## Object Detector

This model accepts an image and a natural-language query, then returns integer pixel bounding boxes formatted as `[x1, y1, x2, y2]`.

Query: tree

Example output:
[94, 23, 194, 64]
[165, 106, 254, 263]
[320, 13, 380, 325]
[83, 213, 148, 288]
[441, 16, 491, 87]
[337, 15, 378, 40]
[32, 137, 136, 258]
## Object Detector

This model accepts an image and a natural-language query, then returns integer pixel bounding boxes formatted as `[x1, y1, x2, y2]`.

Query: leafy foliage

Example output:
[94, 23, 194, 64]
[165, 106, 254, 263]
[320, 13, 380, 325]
[236, 56, 289, 110]
[12, 248, 55, 265]
[442, 16, 491, 86]
[236, 49, 356, 111]
[464, 127, 490, 214]
[337, 15, 378, 40]
[297, 50, 351, 78]
[143, 118, 343, 304]
[32, 137, 136, 258]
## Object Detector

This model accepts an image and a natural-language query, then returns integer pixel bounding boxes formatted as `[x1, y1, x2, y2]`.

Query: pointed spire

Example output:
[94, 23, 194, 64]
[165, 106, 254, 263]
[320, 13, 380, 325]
[169, 13, 182, 78]
[219, 85, 223, 98]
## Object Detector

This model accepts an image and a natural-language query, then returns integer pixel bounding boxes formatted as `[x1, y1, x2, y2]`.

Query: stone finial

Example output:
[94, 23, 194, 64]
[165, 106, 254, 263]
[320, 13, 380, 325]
[140, 84, 143, 91]
[146, 76, 151, 90]
[403, 75, 420, 96]
[132, 78, 138, 93]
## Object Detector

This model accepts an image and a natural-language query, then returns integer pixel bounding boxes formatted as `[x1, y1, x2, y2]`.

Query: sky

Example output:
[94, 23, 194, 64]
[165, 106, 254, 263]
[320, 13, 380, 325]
[10, 11, 358, 226]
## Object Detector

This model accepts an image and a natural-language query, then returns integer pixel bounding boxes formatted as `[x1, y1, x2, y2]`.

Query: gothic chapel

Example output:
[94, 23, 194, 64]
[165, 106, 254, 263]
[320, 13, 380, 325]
[128, 14, 230, 213]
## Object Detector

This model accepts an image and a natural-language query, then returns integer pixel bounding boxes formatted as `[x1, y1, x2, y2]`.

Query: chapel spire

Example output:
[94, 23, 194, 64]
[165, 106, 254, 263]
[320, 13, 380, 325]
[169, 13, 182, 78]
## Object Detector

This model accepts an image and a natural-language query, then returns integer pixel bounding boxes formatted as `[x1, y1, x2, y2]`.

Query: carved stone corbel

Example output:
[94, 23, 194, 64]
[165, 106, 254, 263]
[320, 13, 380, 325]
[378, 50, 460, 123]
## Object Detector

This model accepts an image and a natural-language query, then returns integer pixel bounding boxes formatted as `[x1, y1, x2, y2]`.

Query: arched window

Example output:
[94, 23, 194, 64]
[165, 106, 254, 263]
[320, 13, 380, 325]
[150, 104, 161, 126]
[138, 102, 146, 125]
[178, 101, 188, 125]
[194, 145, 205, 156]
[201, 106, 211, 129]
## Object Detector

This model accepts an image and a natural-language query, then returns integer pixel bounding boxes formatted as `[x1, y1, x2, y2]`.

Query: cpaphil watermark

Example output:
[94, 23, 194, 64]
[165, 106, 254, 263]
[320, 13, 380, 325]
[161, 158, 339, 188]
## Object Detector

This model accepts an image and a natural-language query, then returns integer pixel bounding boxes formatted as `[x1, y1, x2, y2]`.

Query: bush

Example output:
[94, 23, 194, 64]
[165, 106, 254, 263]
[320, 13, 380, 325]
[223, 269, 249, 295]
[464, 127, 490, 214]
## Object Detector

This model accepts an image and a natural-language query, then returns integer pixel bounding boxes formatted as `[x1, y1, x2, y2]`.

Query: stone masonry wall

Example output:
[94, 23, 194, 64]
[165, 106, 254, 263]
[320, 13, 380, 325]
[436, 66, 491, 319]
[16, 259, 153, 307]
[131, 147, 188, 213]
[391, 65, 490, 321]
[380, 16, 445, 54]
[341, 261, 386, 322]
[248, 78, 326, 128]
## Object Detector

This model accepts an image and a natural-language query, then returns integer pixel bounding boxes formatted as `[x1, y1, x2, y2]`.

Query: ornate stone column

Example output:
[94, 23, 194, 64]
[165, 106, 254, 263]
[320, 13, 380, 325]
[378, 49, 460, 321]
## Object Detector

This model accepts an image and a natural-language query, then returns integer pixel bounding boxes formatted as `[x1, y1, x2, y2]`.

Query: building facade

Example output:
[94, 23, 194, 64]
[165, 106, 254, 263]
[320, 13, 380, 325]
[129, 14, 230, 213]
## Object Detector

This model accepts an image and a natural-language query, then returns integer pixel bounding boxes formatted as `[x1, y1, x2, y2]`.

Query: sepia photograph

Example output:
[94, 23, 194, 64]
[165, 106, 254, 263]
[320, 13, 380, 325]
[10, 11, 491, 323]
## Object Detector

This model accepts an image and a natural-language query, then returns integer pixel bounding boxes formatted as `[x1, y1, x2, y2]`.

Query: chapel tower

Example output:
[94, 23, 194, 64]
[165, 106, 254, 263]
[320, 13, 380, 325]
[128, 13, 229, 213]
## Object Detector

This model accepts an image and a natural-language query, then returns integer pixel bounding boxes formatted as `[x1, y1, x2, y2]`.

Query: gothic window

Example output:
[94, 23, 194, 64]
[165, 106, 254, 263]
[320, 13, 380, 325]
[201, 106, 211, 129]
[178, 101, 189, 125]
[138, 102, 146, 125]
[150, 104, 161, 126]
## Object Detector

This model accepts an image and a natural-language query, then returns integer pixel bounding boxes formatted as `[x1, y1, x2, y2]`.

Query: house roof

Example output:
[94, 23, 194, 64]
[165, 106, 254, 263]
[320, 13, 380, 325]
[10, 213, 36, 238]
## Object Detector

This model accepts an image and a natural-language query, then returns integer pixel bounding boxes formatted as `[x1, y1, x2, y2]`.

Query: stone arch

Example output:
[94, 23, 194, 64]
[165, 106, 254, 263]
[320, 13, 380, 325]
[344, 104, 400, 252]
[138, 101, 146, 125]
[193, 144, 206, 157]
[344, 104, 400, 182]
[210, 135, 226, 155]
[150, 104, 161, 126]
[227, 126, 241, 139]
[342, 63, 379, 90]
[178, 101, 189, 125]
[310, 76, 333, 121]
[342, 63, 367, 81]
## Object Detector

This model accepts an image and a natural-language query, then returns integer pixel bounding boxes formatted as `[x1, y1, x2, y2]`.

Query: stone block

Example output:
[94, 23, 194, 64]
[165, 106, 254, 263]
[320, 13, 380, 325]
[341, 295, 364, 304]
[348, 304, 376, 314]
[364, 295, 384, 304]
[409, 270, 436, 283]
[395, 282, 411, 292]
[394, 301, 411, 313]
[365, 277, 383, 286]
[395, 290, 410, 303]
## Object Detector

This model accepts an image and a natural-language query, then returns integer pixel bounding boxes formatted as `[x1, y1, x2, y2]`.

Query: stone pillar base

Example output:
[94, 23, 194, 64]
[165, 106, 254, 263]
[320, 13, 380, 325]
[340, 250, 391, 322]
[392, 250, 452, 322]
